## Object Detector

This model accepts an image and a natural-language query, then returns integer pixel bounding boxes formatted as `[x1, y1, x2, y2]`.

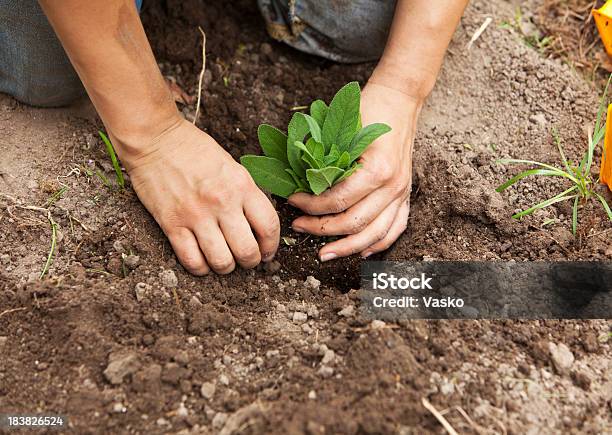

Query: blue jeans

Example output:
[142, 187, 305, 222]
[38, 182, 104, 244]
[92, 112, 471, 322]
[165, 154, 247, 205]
[0, 0, 394, 107]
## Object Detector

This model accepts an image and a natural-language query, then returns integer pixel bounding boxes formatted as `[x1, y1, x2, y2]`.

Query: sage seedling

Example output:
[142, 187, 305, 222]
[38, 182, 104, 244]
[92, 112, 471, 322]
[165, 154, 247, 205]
[241, 82, 391, 197]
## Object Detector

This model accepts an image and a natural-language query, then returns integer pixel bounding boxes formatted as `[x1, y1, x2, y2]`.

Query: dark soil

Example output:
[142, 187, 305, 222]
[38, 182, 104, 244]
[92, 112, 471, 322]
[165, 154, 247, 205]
[0, 0, 610, 434]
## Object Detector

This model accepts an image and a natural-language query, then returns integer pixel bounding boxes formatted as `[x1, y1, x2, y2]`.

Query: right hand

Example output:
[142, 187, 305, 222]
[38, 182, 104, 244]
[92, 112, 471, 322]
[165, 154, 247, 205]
[123, 118, 280, 275]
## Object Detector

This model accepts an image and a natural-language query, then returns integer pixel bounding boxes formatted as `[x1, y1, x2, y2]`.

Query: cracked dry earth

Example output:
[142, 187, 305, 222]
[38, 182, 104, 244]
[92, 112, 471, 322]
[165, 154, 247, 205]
[0, 0, 611, 433]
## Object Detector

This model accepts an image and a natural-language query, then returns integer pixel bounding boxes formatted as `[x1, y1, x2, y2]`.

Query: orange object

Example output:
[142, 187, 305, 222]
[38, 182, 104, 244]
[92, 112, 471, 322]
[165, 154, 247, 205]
[601, 104, 612, 190]
[594, 1, 612, 57]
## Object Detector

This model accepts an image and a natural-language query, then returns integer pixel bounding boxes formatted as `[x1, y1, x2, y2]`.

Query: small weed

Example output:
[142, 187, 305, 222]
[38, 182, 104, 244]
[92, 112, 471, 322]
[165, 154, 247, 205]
[98, 131, 125, 189]
[497, 75, 612, 235]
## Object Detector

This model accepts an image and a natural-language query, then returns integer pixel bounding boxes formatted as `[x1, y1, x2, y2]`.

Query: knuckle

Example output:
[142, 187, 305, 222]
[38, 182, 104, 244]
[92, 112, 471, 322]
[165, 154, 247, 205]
[261, 219, 280, 239]
[375, 227, 389, 242]
[372, 160, 395, 184]
[235, 246, 261, 266]
[180, 254, 207, 275]
[348, 216, 369, 234]
[332, 196, 349, 214]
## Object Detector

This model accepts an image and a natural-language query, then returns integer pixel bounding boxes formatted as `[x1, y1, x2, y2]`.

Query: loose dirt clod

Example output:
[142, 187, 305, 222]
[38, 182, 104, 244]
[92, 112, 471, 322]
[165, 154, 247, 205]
[103, 351, 141, 385]
[548, 342, 575, 375]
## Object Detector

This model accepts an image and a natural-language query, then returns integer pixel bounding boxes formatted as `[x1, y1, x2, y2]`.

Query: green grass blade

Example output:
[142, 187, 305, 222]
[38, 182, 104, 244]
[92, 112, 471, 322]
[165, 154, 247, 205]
[512, 186, 578, 219]
[40, 217, 57, 279]
[585, 128, 595, 174]
[551, 128, 572, 174]
[98, 131, 125, 189]
[581, 73, 611, 171]
[496, 169, 563, 192]
[593, 74, 611, 140]
[497, 159, 579, 184]
[572, 195, 579, 235]
[594, 192, 612, 221]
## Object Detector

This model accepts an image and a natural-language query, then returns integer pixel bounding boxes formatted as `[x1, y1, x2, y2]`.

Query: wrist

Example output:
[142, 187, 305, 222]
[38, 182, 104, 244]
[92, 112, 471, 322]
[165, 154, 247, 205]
[369, 60, 435, 103]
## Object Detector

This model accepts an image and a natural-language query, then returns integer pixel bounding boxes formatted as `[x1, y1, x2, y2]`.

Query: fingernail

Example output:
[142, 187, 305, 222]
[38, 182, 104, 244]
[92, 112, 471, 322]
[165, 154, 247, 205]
[362, 251, 373, 258]
[320, 252, 337, 262]
[292, 224, 305, 233]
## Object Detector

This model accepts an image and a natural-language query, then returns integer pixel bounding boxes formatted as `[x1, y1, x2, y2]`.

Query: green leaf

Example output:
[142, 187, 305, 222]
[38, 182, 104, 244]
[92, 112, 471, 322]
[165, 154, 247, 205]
[98, 131, 125, 189]
[310, 100, 328, 127]
[285, 168, 309, 192]
[512, 186, 578, 219]
[572, 195, 579, 235]
[335, 151, 350, 169]
[306, 167, 344, 195]
[287, 112, 310, 177]
[496, 159, 580, 185]
[594, 192, 612, 221]
[334, 163, 362, 185]
[496, 169, 563, 192]
[258, 124, 288, 164]
[321, 81, 361, 152]
[303, 114, 322, 143]
[349, 123, 392, 163]
[306, 138, 325, 162]
[295, 141, 321, 169]
[240, 155, 297, 198]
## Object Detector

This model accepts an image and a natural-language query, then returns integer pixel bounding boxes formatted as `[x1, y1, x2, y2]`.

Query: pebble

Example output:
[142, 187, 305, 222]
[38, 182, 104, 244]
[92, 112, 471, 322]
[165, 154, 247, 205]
[305, 276, 321, 290]
[112, 403, 125, 413]
[124, 254, 140, 269]
[103, 351, 141, 385]
[176, 402, 188, 417]
[529, 113, 547, 126]
[321, 349, 335, 365]
[292, 312, 308, 324]
[212, 412, 228, 430]
[0, 336, 7, 350]
[308, 390, 317, 400]
[113, 240, 126, 253]
[263, 260, 281, 273]
[337, 305, 355, 317]
[318, 365, 334, 378]
[0, 254, 9, 264]
[200, 382, 216, 399]
[160, 269, 178, 288]
[571, 370, 591, 391]
[189, 296, 202, 308]
[134, 282, 149, 302]
[156, 417, 169, 426]
[370, 320, 386, 330]
[301, 323, 313, 334]
[548, 342, 574, 375]
[219, 374, 230, 386]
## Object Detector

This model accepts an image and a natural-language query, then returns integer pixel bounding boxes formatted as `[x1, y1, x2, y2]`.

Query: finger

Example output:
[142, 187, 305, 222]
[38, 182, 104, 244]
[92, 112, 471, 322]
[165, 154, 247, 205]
[318, 198, 402, 262]
[219, 212, 262, 269]
[361, 201, 410, 257]
[167, 227, 210, 276]
[288, 167, 378, 215]
[244, 190, 281, 261]
[194, 222, 236, 274]
[292, 187, 399, 236]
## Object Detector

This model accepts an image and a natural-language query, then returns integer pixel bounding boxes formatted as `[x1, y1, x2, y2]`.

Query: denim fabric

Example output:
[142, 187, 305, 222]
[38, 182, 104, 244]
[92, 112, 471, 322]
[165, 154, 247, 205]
[257, 0, 396, 63]
[0, 0, 142, 107]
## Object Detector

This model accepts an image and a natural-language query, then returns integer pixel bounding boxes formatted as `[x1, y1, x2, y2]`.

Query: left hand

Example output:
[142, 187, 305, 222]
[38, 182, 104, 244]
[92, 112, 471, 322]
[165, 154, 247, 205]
[288, 81, 422, 261]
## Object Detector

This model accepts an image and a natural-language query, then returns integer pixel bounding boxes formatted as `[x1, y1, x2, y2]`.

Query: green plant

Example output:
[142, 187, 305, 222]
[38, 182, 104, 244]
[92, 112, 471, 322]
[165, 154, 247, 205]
[241, 82, 391, 197]
[98, 131, 125, 189]
[496, 77, 612, 235]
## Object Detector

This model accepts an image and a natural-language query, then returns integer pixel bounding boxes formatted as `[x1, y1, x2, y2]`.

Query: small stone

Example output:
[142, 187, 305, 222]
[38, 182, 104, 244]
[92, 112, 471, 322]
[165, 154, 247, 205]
[134, 282, 149, 302]
[292, 312, 308, 324]
[176, 402, 188, 417]
[124, 254, 140, 269]
[112, 403, 125, 413]
[160, 269, 178, 288]
[305, 276, 321, 290]
[113, 240, 126, 253]
[337, 305, 355, 317]
[260, 43, 273, 56]
[200, 382, 216, 399]
[529, 113, 547, 126]
[370, 320, 386, 330]
[571, 370, 591, 391]
[103, 351, 141, 385]
[263, 260, 281, 273]
[0, 254, 9, 264]
[0, 336, 7, 350]
[189, 296, 203, 309]
[156, 417, 169, 426]
[308, 390, 317, 400]
[321, 349, 335, 365]
[301, 323, 313, 334]
[548, 342, 574, 375]
[212, 412, 228, 430]
[317, 365, 334, 378]
[219, 374, 230, 386]
[142, 334, 155, 346]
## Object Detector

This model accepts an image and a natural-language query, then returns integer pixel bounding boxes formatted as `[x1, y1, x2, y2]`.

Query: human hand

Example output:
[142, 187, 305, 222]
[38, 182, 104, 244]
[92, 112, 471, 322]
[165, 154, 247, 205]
[288, 82, 421, 261]
[124, 118, 280, 275]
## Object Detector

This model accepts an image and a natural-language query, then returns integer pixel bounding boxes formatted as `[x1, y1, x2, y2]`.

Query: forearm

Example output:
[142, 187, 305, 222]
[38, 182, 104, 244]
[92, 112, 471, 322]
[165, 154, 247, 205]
[370, 0, 469, 101]
[38, 0, 179, 160]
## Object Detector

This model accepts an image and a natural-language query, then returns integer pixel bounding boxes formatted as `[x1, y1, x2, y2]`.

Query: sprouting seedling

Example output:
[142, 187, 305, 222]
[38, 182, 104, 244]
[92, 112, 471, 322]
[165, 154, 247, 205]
[240, 82, 391, 197]
[98, 131, 125, 189]
[496, 75, 612, 235]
